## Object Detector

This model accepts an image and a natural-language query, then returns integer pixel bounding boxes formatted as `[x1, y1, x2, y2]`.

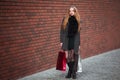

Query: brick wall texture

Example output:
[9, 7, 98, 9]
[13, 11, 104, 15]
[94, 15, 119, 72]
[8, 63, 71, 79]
[0, 0, 120, 80]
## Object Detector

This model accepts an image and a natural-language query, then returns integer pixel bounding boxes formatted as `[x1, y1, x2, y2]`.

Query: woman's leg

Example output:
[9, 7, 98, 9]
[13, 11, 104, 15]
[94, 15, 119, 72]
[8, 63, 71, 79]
[71, 52, 79, 79]
[65, 49, 75, 78]
[65, 50, 72, 78]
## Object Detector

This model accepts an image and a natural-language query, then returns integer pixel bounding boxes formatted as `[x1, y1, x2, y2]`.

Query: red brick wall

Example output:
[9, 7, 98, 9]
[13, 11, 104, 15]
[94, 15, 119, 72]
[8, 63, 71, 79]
[0, 0, 120, 80]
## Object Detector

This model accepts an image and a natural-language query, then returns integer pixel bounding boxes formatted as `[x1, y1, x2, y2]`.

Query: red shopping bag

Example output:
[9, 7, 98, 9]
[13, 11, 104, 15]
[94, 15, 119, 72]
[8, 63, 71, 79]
[56, 51, 66, 71]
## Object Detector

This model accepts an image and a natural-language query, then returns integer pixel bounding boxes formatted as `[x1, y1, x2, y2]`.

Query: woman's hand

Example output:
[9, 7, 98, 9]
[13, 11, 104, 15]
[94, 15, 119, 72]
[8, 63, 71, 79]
[60, 43, 64, 52]
[60, 43, 63, 47]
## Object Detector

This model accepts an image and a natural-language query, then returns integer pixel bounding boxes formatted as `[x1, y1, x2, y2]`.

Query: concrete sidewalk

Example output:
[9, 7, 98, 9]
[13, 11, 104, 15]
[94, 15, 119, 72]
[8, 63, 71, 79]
[18, 48, 120, 80]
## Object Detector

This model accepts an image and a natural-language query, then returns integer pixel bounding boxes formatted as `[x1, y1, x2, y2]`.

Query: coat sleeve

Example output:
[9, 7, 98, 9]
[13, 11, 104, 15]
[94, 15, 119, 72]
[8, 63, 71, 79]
[78, 32, 80, 46]
[60, 17, 65, 43]
[76, 31, 80, 46]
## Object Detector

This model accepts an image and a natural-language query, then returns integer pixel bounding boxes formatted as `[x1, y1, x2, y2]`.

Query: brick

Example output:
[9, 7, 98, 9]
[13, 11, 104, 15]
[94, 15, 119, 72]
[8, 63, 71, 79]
[0, 0, 120, 80]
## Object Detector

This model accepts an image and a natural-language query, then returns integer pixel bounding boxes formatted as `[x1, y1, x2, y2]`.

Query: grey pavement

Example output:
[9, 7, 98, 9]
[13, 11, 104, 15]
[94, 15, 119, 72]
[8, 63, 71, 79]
[18, 48, 120, 80]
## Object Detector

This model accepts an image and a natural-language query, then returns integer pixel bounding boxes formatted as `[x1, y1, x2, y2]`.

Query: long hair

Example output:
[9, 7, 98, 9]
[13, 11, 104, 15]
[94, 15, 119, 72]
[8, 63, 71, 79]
[62, 6, 80, 32]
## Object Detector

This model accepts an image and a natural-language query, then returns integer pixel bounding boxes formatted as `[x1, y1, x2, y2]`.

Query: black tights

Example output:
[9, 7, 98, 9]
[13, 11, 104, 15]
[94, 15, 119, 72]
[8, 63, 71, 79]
[66, 49, 79, 79]
[67, 50, 74, 62]
[67, 49, 79, 72]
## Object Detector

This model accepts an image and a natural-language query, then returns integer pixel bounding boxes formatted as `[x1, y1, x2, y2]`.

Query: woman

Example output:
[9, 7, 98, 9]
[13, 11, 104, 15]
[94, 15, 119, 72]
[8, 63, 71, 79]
[60, 6, 81, 79]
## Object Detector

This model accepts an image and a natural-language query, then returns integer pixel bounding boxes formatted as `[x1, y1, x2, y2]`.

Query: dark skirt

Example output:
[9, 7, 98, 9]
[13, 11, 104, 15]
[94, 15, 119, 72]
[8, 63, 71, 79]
[68, 37, 75, 50]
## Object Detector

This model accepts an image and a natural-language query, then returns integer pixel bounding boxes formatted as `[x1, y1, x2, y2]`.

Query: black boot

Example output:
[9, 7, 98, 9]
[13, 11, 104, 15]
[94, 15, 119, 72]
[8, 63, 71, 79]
[72, 71, 76, 79]
[65, 69, 71, 78]
[65, 62, 72, 78]
[71, 61, 77, 79]
[71, 54, 78, 79]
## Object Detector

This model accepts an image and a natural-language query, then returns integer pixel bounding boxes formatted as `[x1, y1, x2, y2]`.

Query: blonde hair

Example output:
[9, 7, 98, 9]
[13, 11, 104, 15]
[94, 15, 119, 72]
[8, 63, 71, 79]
[62, 6, 80, 32]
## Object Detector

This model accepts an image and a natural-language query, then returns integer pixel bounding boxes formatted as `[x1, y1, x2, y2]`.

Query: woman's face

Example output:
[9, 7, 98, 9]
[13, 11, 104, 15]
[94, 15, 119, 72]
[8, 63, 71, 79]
[69, 8, 75, 16]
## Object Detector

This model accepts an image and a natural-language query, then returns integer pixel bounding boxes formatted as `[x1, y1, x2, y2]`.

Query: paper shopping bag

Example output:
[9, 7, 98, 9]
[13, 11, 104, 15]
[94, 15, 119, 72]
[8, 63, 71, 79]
[56, 51, 66, 71]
